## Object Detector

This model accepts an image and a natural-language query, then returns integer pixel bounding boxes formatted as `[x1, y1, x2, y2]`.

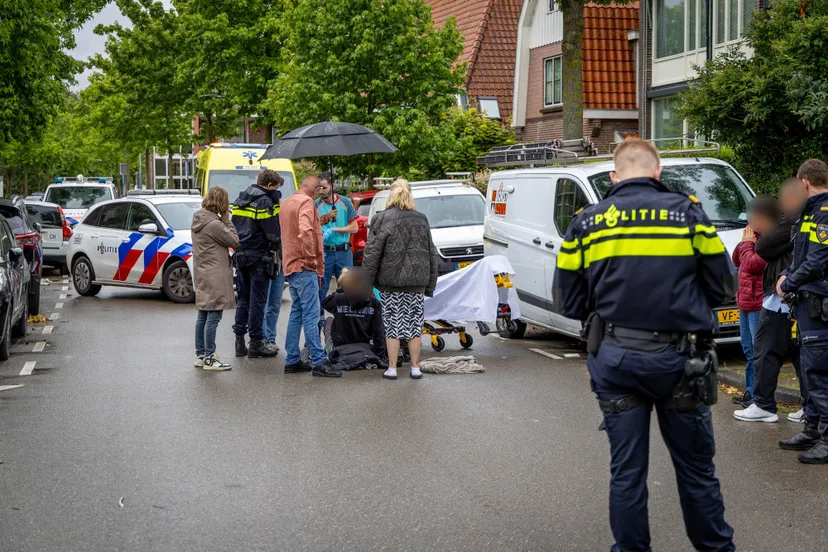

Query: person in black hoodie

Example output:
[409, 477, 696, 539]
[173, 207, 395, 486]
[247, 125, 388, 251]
[734, 178, 809, 422]
[322, 267, 388, 370]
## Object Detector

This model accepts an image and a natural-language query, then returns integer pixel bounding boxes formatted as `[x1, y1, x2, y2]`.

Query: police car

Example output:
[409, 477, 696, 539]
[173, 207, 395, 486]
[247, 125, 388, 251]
[67, 190, 201, 303]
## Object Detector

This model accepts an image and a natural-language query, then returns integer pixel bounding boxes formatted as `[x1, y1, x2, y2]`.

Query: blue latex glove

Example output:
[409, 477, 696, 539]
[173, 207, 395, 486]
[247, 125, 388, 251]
[323, 228, 335, 241]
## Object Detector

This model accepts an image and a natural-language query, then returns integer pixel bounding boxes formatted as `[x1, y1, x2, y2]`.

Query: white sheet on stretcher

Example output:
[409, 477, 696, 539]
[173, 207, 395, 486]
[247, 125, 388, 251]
[423, 255, 522, 323]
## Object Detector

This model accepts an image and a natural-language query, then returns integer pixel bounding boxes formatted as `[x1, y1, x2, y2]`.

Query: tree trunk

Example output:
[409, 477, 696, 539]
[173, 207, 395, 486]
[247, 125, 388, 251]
[167, 150, 174, 190]
[561, 0, 585, 141]
[23, 166, 29, 197]
[264, 124, 273, 144]
[205, 113, 215, 144]
[145, 149, 153, 189]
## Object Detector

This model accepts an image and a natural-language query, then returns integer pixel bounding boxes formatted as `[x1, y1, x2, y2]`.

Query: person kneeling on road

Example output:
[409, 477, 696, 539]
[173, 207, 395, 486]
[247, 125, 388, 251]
[322, 267, 388, 371]
[280, 175, 341, 377]
[231, 169, 282, 359]
[192, 187, 239, 371]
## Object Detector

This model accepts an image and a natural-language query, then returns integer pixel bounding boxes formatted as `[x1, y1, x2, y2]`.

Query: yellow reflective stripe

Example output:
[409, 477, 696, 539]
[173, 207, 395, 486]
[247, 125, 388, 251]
[582, 225, 690, 246]
[694, 224, 717, 234]
[801, 222, 815, 233]
[561, 238, 579, 249]
[272, 205, 280, 215]
[557, 250, 582, 271]
[584, 238, 694, 267]
[693, 234, 726, 255]
[233, 207, 277, 220]
[233, 209, 256, 219]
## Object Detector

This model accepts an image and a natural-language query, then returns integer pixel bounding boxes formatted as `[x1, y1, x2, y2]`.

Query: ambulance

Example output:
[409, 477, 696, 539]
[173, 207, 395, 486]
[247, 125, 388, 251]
[195, 144, 297, 202]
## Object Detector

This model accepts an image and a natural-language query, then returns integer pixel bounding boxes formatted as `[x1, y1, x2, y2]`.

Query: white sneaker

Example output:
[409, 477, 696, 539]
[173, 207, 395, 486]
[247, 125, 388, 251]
[202, 354, 232, 371]
[410, 367, 423, 379]
[264, 341, 280, 353]
[788, 408, 806, 423]
[194, 355, 204, 368]
[733, 403, 778, 423]
[382, 367, 397, 380]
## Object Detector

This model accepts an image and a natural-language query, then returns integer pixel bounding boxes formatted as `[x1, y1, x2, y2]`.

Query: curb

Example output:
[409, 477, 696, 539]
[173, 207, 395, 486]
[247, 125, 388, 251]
[717, 370, 802, 405]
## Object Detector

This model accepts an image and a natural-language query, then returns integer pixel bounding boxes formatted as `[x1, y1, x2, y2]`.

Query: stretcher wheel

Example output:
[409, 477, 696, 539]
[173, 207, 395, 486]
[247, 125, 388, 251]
[459, 332, 473, 349]
[431, 336, 446, 352]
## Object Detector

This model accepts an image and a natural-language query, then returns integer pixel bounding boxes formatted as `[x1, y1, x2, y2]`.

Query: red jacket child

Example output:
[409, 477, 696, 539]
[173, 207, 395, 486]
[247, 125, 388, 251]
[732, 238, 767, 312]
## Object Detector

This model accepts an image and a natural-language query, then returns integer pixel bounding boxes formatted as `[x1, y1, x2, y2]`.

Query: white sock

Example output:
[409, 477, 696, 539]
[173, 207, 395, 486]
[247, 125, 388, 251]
[411, 367, 422, 377]
[384, 367, 397, 377]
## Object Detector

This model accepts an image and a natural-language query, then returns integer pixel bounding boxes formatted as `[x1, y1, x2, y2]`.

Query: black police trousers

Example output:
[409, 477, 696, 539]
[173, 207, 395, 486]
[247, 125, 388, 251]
[795, 304, 828, 432]
[233, 262, 270, 340]
[588, 342, 735, 552]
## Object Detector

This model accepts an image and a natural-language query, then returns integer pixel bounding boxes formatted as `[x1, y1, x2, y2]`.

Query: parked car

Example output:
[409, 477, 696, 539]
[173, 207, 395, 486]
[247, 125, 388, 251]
[347, 189, 378, 265]
[0, 217, 30, 359]
[483, 156, 754, 341]
[67, 190, 201, 303]
[368, 180, 485, 275]
[25, 200, 72, 274]
[44, 178, 117, 226]
[0, 197, 43, 315]
[25, 192, 45, 201]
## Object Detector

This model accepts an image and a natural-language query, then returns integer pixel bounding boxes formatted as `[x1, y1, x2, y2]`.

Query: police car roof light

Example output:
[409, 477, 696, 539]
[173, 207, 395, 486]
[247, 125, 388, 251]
[126, 188, 202, 196]
[55, 177, 63, 183]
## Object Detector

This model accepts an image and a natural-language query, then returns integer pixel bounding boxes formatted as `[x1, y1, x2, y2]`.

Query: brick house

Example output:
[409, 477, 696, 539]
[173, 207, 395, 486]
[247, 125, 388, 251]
[511, 1, 640, 152]
[637, 0, 761, 140]
[429, 0, 523, 121]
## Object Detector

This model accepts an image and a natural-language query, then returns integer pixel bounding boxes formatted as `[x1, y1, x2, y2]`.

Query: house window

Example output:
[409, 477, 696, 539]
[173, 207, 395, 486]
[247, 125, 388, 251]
[655, 0, 753, 57]
[656, 0, 685, 58]
[548, 0, 559, 13]
[456, 94, 469, 111]
[478, 97, 501, 119]
[544, 56, 563, 106]
[653, 96, 684, 141]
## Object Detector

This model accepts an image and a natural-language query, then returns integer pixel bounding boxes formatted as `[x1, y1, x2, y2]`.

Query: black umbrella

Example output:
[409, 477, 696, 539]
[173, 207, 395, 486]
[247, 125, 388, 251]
[258, 122, 398, 176]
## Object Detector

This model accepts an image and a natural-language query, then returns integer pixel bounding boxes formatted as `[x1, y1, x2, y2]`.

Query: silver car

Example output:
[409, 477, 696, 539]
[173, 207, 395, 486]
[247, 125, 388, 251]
[25, 200, 71, 274]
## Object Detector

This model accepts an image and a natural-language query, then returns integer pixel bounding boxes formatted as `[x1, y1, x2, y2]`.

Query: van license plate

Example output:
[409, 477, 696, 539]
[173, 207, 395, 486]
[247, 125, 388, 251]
[717, 309, 740, 325]
[42, 232, 58, 241]
[456, 261, 473, 270]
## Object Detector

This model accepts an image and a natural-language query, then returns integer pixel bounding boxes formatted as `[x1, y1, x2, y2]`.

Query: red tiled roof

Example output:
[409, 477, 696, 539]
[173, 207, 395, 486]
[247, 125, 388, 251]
[429, 0, 521, 119]
[583, 3, 639, 110]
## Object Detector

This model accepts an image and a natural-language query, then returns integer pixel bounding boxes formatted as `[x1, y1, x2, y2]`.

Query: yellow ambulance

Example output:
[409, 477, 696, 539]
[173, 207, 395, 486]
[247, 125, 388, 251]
[195, 143, 297, 202]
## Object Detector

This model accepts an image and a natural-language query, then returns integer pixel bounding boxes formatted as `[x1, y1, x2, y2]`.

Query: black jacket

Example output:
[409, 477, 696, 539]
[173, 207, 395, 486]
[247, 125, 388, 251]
[231, 185, 281, 265]
[781, 192, 828, 297]
[553, 177, 736, 332]
[755, 215, 796, 298]
[362, 206, 439, 295]
[322, 291, 387, 359]
[328, 343, 389, 371]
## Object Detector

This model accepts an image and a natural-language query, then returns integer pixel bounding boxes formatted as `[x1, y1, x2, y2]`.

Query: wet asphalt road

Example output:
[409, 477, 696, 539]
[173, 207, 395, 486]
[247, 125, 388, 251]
[1, 277, 827, 552]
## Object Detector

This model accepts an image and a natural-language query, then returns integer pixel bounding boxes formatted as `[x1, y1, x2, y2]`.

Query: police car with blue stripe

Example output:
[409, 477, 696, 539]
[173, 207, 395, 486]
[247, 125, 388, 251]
[67, 190, 202, 303]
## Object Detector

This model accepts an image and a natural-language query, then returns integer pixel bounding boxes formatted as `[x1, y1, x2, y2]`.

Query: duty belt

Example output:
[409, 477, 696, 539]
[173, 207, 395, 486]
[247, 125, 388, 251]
[605, 324, 681, 344]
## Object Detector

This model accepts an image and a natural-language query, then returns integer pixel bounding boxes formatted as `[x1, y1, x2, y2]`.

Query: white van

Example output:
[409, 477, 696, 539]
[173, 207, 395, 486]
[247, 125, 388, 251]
[483, 157, 754, 342]
[45, 178, 117, 226]
[368, 180, 486, 275]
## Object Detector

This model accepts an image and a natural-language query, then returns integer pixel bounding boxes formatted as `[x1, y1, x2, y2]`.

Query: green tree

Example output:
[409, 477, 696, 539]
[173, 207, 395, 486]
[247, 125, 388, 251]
[264, 0, 465, 177]
[440, 108, 516, 174]
[0, 0, 106, 142]
[680, 0, 828, 193]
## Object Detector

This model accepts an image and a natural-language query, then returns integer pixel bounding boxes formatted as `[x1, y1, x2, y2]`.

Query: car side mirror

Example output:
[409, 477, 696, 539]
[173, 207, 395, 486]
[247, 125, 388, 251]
[9, 247, 23, 263]
[33, 222, 42, 233]
[138, 222, 159, 234]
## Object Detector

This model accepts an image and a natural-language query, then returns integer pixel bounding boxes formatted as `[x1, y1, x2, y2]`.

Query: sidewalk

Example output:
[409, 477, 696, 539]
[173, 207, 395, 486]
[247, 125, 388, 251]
[718, 361, 802, 407]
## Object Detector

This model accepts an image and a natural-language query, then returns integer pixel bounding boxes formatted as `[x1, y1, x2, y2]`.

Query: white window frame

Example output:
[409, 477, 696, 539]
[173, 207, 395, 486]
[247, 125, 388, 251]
[477, 97, 501, 120]
[548, 0, 559, 13]
[650, 96, 705, 147]
[654, 0, 753, 60]
[544, 56, 563, 107]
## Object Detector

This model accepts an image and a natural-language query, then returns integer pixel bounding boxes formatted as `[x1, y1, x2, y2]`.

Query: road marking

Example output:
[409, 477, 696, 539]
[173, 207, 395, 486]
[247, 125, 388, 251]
[19, 361, 36, 376]
[33, 341, 46, 352]
[563, 353, 581, 358]
[529, 348, 563, 360]
[55, 302, 63, 309]
[61, 286, 68, 291]
[59, 294, 67, 299]
[50, 313, 59, 320]
[0, 385, 24, 392]
[43, 325, 54, 335]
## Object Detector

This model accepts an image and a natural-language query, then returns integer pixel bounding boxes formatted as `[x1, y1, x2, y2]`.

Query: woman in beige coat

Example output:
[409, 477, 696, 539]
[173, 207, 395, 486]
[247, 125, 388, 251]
[192, 187, 240, 370]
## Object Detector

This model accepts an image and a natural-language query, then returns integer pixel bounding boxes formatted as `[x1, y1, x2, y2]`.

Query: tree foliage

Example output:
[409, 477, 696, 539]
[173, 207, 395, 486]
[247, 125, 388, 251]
[680, 0, 828, 193]
[265, 0, 467, 176]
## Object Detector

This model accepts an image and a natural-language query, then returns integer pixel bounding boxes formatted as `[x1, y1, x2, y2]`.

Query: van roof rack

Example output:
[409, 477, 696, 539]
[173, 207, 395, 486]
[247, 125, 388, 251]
[373, 176, 471, 189]
[477, 138, 720, 168]
[127, 189, 201, 196]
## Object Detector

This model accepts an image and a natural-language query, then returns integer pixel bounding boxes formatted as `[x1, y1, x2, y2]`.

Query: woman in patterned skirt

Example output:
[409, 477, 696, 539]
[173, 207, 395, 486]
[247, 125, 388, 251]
[362, 179, 439, 380]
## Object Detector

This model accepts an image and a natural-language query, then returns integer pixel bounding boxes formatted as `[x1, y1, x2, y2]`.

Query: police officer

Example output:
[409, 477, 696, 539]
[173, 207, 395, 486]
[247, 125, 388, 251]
[231, 169, 282, 359]
[553, 138, 736, 552]
[777, 159, 828, 464]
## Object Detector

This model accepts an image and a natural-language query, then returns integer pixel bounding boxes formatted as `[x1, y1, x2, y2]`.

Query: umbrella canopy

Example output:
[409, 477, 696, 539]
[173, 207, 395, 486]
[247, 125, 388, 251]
[258, 122, 398, 161]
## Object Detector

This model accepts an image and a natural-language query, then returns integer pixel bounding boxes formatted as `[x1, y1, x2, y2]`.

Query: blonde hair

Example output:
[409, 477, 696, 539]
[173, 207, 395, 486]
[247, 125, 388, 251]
[202, 186, 230, 215]
[386, 179, 415, 211]
[613, 138, 660, 176]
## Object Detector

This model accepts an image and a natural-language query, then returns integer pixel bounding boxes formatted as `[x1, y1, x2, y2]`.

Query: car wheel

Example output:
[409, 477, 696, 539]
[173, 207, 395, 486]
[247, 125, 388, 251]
[497, 318, 527, 339]
[0, 306, 12, 361]
[73, 256, 102, 297]
[162, 260, 194, 303]
[28, 277, 40, 316]
[12, 289, 28, 338]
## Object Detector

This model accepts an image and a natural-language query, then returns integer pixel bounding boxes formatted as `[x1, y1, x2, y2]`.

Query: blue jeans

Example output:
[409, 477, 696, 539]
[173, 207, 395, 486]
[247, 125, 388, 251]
[319, 249, 353, 312]
[739, 309, 761, 394]
[195, 310, 223, 357]
[262, 271, 286, 343]
[589, 343, 734, 552]
[286, 270, 326, 367]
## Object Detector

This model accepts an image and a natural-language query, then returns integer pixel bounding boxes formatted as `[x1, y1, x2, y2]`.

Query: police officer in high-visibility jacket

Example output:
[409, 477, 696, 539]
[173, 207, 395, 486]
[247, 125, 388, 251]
[777, 159, 828, 464]
[553, 139, 736, 552]
[231, 169, 282, 359]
